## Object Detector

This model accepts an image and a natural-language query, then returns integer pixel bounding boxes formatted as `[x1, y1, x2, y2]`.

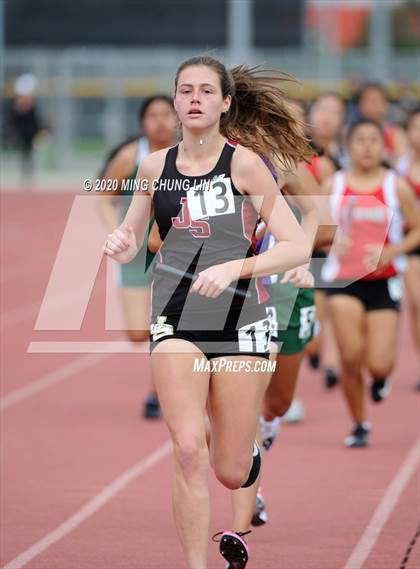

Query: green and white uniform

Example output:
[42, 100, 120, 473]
[266, 279, 315, 355]
[118, 137, 155, 288]
[261, 208, 316, 355]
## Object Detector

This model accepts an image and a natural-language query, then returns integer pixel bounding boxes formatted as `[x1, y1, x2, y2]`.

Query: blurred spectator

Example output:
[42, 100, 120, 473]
[308, 92, 347, 168]
[353, 82, 408, 165]
[8, 74, 48, 186]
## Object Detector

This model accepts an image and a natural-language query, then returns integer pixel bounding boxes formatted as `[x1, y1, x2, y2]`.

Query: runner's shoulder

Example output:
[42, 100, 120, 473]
[139, 146, 174, 180]
[232, 144, 265, 171]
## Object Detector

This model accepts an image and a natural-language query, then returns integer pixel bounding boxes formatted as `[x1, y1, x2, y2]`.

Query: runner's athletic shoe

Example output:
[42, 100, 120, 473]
[251, 489, 268, 527]
[370, 379, 391, 403]
[282, 399, 305, 424]
[325, 367, 340, 389]
[344, 423, 371, 448]
[259, 416, 281, 451]
[308, 353, 320, 370]
[241, 441, 261, 488]
[143, 394, 161, 419]
[213, 531, 251, 569]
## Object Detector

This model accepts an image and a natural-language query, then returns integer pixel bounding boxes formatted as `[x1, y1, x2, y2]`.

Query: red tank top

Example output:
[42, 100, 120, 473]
[305, 155, 322, 184]
[384, 124, 395, 158]
[322, 170, 406, 282]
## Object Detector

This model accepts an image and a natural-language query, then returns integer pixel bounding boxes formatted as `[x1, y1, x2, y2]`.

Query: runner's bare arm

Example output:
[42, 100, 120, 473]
[230, 146, 312, 279]
[104, 151, 166, 263]
[283, 162, 335, 250]
[148, 220, 162, 253]
[122, 150, 167, 244]
[393, 177, 420, 255]
[97, 142, 138, 232]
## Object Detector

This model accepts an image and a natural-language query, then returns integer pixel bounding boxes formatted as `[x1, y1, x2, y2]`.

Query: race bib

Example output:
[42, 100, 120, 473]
[187, 175, 235, 221]
[265, 306, 278, 339]
[238, 318, 271, 353]
[387, 276, 403, 302]
[298, 305, 316, 340]
[151, 316, 175, 342]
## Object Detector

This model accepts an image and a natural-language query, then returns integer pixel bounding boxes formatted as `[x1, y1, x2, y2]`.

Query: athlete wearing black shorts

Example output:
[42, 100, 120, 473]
[150, 140, 271, 360]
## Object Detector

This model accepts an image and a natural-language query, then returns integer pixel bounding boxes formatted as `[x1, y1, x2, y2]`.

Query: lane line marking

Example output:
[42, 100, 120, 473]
[2, 441, 172, 569]
[343, 438, 420, 569]
[0, 353, 111, 412]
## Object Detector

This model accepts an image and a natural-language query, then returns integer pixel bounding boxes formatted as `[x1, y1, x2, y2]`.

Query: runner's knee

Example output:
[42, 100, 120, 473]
[367, 359, 394, 379]
[265, 395, 293, 418]
[172, 432, 209, 481]
[213, 455, 251, 490]
[127, 329, 149, 343]
[340, 346, 363, 375]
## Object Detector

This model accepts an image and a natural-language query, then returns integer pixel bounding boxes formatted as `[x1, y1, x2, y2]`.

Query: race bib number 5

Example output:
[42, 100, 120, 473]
[187, 175, 235, 221]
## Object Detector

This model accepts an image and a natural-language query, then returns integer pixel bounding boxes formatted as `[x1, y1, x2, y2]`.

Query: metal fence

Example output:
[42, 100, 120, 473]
[2, 1, 419, 170]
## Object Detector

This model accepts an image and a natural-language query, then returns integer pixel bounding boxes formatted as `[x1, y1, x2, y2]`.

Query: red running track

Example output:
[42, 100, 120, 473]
[1, 192, 419, 569]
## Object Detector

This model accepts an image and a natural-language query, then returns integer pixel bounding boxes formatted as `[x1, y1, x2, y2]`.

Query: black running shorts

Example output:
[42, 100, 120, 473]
[326, 277, 402, 312]
[150, 305, 271, 360]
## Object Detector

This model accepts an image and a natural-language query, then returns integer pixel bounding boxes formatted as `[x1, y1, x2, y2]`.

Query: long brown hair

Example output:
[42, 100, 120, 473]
[175, 55, 312, 170]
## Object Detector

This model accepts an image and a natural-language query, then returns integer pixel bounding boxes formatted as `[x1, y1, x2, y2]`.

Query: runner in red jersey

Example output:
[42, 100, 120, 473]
[322, 118, 420, 447]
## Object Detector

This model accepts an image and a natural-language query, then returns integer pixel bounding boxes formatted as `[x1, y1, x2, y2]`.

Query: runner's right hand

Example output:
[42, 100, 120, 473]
[280, 264, 314, 288]
[103, 224, 138, 264]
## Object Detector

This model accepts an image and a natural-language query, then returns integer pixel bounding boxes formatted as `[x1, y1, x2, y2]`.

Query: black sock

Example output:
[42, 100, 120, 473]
[241, 442, 261, 488]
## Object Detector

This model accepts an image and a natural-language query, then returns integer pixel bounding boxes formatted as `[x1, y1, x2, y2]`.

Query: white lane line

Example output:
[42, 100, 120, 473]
[343, 438, 420, 569]
[2, 441, 172, 569]
[0, 353, 111, 412]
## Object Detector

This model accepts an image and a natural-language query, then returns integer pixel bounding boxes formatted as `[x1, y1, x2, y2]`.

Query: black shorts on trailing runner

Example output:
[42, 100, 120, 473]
[326, 277, 402, 312]
[150, 305, 271, 360]
[407, 245, 420, 256]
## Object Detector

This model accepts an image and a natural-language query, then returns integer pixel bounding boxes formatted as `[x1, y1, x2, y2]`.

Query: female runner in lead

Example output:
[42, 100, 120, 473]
[104, 56, 313, 569]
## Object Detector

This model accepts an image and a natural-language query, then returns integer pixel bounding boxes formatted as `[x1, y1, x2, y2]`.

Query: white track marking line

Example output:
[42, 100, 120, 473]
[343, 438, 420, 569]
[0, 353, 111, 412]
[2, 441, 172, 569]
